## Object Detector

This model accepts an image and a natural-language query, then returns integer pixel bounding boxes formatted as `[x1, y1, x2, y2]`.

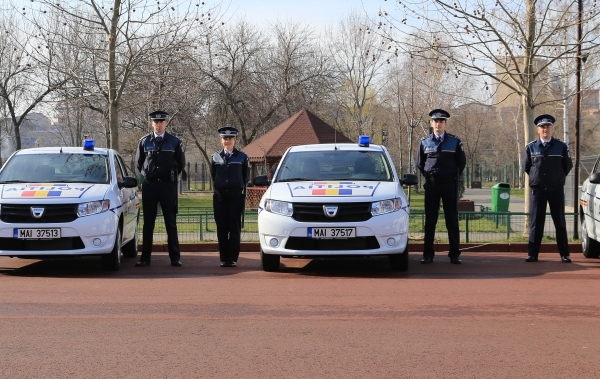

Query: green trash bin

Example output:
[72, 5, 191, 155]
[491, 183, 511, 212]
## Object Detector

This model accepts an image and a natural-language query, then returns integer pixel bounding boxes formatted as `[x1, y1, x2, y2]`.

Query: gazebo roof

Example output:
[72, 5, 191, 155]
[243, 109, 352, 163]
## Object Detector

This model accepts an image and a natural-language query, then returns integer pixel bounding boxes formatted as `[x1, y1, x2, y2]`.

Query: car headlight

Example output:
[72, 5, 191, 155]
[371, 198, 401, 216]
[77, 200, 110, 217]
[265, 199, 293, 216]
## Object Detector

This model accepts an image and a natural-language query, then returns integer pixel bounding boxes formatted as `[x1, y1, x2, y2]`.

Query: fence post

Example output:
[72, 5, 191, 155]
[506, 212, 511, 239]
[199, 214, 203, 240]
[465, 212, 469, 243]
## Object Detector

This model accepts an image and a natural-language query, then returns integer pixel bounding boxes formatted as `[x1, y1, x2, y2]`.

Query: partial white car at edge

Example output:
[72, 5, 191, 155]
[580, 154, 600, 258]
[0, 141, 139, 271]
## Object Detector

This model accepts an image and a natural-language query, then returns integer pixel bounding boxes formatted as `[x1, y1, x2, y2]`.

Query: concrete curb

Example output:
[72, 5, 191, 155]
[144, 242, 582, 253]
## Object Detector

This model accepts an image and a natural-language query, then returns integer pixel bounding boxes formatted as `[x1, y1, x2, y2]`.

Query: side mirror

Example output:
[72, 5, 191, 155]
[253, 174, 270, 187]
[119, 176, 138, 189]
[401, 173, 419, 186]
[589, 172, 600, 184]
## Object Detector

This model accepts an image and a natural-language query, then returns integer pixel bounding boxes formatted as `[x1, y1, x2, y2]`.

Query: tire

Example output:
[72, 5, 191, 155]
[121, 224, 139, 258]
[389, 246, 409, 271]
[261, 249, 280, 272]
[581, 220, 600, 258]
[101, 229, 122, 271]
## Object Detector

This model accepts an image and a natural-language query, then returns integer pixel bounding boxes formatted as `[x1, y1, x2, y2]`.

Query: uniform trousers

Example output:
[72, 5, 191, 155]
[141, 180, 180, 262]
[528, 188, 569, 257]
[213, 192, 245, 263]
[423, 181, 461, 258]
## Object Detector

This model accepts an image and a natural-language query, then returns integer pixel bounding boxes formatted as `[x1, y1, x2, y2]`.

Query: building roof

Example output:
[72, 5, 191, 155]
[243, 109, 352, 163]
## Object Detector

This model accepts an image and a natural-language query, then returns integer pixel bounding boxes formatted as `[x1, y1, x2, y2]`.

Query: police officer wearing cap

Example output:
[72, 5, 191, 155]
[523, 114, 573, 263]
[135, 111, 186, 267]
[417, 109, 466, 264]
[211, 126, 249, 267]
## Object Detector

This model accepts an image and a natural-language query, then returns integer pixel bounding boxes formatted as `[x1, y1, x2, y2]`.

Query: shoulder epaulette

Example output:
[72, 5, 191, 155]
[139, 133, 152, 141]
[526, 140, 537, 146]
[446, 133, 458, 139]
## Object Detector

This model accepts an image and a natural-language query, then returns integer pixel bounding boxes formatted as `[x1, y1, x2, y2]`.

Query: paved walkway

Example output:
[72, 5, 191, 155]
[462, 188, 525, 212]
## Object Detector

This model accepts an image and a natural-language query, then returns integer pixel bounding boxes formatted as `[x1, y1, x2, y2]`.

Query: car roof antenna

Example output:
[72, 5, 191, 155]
[334, 127, 338, 150]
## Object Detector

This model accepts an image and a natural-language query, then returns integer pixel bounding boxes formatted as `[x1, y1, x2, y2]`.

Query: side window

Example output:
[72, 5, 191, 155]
[114, 155, 125, 183]
[594, 156, 600, 174]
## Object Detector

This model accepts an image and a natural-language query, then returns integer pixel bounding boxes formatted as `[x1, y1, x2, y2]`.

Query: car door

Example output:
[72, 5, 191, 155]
[115, 154, 137, 241]
[589, 157, 600, 241]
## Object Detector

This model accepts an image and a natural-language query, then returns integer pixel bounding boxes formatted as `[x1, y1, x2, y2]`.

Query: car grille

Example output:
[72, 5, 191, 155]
[292, 202, 372, 222]
[285, 236, 380, 251]
[0, 237, 85, 251]
[0, 204, 78, 223]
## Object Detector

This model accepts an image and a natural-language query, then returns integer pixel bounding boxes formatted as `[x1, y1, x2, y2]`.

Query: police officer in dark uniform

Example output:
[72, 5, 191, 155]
[135, 110, 186, 267]
[211, 126, 249, 267]
[524, 114, 573, 263]
[417, 109, 467, 264]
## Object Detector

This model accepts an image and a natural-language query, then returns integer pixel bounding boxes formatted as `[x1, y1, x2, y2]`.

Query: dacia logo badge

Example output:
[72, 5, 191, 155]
[31, 207, 45, 219]
[323, 205, 338, 218]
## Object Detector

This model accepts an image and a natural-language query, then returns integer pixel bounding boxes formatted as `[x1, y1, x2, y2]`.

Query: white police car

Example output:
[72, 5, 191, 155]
[253, 136, 418, 272]
[0, 140, 140, 271]
[580, 154, 600, 258]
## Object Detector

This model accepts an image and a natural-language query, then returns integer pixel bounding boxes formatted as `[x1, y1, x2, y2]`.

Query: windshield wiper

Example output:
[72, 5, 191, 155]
[277, 178, 312, 182]
[0, 180, 28, 184]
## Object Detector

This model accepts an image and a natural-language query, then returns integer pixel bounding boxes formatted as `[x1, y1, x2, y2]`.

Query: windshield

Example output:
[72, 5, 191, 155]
[275, 150, 393, 182]
[0, 153, 110, 184]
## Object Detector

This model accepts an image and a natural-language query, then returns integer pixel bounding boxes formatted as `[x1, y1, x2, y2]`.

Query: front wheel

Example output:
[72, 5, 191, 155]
[102, 229, 122, 271]
[389, 246, 408, 271]
[261, 249, 280, 272]
[582, 220, 600, 258]
[122, 224, 139, 258]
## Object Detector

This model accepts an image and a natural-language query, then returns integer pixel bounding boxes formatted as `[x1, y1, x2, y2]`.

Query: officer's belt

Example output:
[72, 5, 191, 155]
[216, 187, 243, 193]
[429, 177, 456, 185]
[145, 176, 171, 183]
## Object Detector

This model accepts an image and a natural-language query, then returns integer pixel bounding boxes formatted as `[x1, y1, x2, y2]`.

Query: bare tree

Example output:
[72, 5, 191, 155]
[193, 18, 330, 147]
[0, 10, 66, 151]
[327, 10, 389, 140]
[25, 0, 220, 151]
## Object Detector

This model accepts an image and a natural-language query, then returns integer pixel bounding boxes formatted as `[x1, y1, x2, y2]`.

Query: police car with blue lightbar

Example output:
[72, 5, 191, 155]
[0, 140, 140, 271]
[253, 136, 418, 272]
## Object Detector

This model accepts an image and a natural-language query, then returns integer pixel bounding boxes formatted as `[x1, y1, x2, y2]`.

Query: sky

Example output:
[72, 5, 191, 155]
[222, 0, 385, 28]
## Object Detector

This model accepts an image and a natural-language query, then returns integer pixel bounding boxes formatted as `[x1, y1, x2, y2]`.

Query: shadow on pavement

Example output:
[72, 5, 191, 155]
[0, 252, 597, 279]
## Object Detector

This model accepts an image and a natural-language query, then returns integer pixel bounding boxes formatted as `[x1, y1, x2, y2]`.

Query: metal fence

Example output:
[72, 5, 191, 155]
[139, 209, 579, 243]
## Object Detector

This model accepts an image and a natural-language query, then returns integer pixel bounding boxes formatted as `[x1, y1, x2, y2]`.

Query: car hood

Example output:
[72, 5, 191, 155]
[0, 183, 110, 202]
[267, 180, 403, 201]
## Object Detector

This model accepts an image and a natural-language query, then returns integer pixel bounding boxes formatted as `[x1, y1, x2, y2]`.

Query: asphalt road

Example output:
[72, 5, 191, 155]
[1, 251, 600, 378]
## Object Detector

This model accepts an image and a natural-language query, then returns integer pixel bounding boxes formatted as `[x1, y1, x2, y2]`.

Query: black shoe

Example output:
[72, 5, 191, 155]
[229, 261, 237, 267]
[450, 257, 462, 264]
[135, 260, 151, 267]
[525, 255, 538, 262]
[171, 260, 182, 267]
[220, 261, 227, 267]
[561, 256, 572, 263]
[421, 257, 433, 264]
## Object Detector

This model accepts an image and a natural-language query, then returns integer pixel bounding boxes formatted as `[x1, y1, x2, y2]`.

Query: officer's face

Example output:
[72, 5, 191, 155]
[538, 124, 553, 139]
[152, 120, 167, 135]
[430, 119, 447, 135]
[221, 136, 236, 150]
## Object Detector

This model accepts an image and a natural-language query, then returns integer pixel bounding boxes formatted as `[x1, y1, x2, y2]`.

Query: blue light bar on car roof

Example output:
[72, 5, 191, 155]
[358, 135, 370, 147]
[83, 139, 95, 151]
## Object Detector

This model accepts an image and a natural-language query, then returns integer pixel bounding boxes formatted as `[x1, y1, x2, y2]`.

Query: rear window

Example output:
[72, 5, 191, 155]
[275, 150, 393, 182]
[0, 153, 110, 184]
